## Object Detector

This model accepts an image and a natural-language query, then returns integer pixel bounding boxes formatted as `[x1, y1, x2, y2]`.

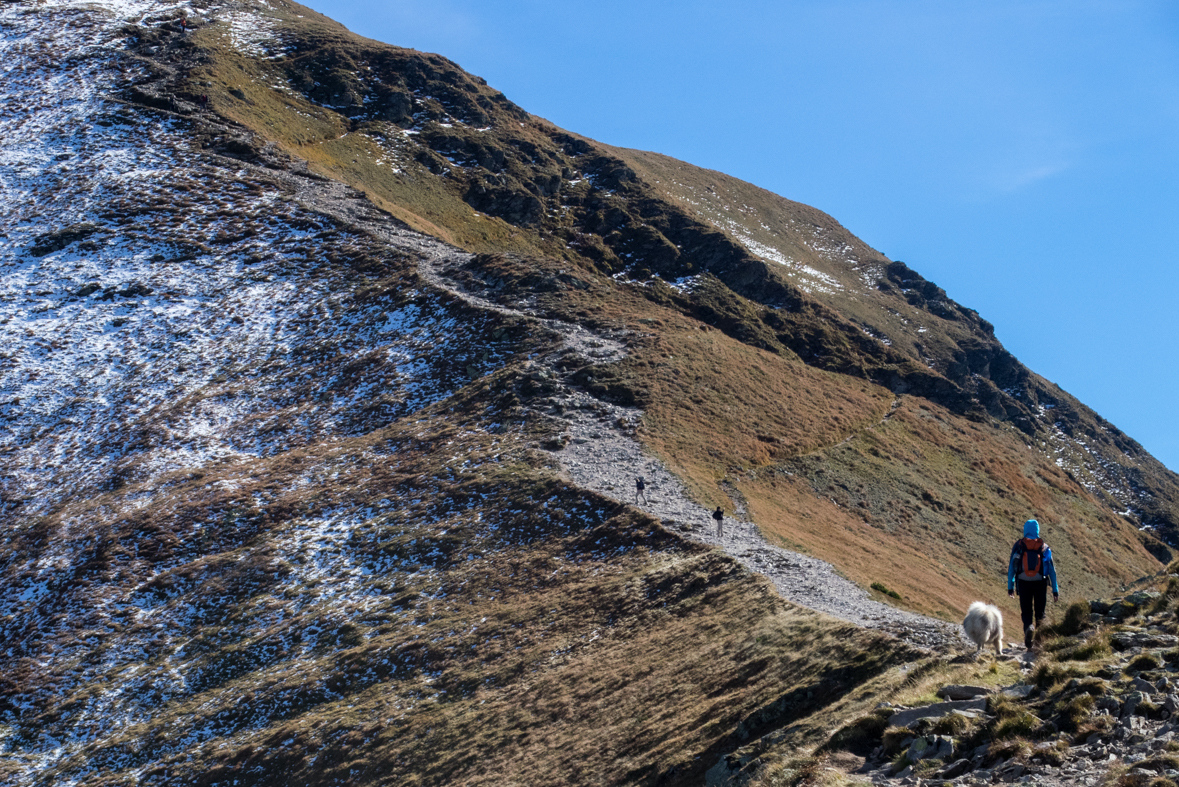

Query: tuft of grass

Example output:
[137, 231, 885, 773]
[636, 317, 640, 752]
[1128, 653, 1163, 673]
[819, 710, 892, 755]
[1073, 711, 1115, 743]
[1074, 677, 1109, 696]
[993, 710, 1040, 740]
[1106, 763, 1179, 787]
[1055, 632, 1112, 663]
[1031, 661, 1090, 689]
[913, 757, 943, 776]
[988, 694, 1041, 740]
[1034, 739, 1069, 766]
[930, 712, 972, 736]
[881, 726, 915, 756]
[984, 737, 1032, 765]
[1057, 600, 1093, 636]
[889, 751, 912, 775]
[1056, 693, 1095, 733]
[870, 582, 902, 600]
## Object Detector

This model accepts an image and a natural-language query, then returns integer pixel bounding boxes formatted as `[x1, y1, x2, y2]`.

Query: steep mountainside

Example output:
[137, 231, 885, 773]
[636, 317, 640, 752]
[2, 0, 1177, 785]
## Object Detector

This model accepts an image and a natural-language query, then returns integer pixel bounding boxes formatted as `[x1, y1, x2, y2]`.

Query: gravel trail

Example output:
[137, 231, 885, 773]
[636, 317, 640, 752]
[553, 389, 966, 652]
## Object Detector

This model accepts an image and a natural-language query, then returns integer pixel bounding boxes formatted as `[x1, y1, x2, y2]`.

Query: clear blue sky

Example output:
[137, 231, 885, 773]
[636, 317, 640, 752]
[307, 0, 1179, 472]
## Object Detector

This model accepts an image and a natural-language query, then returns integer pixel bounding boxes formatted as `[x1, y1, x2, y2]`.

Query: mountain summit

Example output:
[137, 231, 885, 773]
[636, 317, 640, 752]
[2, 1, 1177, 784]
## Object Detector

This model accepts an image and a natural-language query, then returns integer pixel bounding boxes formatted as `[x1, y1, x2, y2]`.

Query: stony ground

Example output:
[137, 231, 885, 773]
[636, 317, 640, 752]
[805, 590, 1179, 787]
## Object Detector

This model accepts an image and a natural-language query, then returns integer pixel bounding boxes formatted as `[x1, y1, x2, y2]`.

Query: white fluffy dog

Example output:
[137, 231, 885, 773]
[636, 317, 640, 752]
[962, 602, 1004, 656]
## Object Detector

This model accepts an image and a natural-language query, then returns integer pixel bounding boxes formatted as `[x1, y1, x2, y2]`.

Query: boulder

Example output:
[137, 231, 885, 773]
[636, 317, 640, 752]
[1126, 590, 1161, 607]
[938, 758, 972, 778]
[1132, 677, 1158, 695]
[1122, 691, 1144, 725]
[1089, 599, 1113, 614]
[999, 684, 1035, 699]
[1096, 696, 1122, 714]
[1111, 631, 1179, 650]
[1109, 601, 1138, 620]
[889, 698, 987, 728]
[937, 684, 994, 700]
[906, 734, 953, 762]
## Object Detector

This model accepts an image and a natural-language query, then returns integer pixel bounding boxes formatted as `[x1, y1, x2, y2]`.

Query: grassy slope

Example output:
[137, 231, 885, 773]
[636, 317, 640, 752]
[443, 251, 1160, 621]
[14, 405, 912, 787]
[171, 0, 1169, 614]
[617, 148, 1179, 549]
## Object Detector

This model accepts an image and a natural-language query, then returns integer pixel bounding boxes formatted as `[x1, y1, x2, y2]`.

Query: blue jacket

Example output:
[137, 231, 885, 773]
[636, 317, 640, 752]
[1008, 539, 1058, 594]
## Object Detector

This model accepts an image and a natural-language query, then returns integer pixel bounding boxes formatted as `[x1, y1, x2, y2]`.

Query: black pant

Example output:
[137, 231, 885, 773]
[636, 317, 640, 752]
[1017, 578, 1048, 630]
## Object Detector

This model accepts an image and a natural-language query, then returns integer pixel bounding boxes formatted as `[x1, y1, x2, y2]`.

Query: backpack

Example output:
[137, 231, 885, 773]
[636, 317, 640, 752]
[1015, 538, 1047, 581]
[636, 478, 645, 490]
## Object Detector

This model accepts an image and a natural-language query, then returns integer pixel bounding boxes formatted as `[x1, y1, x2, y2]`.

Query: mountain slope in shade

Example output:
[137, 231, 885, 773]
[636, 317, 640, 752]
[1, 0, 1177, 785]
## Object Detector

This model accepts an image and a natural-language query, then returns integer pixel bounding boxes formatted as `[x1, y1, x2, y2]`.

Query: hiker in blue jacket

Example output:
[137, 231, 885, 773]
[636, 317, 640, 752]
[1007, 518, 1059, 649]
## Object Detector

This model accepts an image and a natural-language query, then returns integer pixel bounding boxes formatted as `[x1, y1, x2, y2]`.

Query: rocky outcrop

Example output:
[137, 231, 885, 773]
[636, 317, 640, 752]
[815, 585, 1179, 787]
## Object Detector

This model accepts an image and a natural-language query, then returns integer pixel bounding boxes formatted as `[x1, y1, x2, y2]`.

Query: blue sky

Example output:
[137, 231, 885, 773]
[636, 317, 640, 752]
[307, 0, 1179, 471]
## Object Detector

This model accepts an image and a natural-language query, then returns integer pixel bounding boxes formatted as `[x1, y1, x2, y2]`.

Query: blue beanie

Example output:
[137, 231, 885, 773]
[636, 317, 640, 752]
[1023, 519, 1040, 538]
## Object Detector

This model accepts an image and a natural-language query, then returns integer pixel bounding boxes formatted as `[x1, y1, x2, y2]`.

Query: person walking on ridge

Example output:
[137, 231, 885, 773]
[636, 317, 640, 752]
[1007, 518, 1059, 650]
[713, 506, 724, 538]
[634, 477, 647, 505]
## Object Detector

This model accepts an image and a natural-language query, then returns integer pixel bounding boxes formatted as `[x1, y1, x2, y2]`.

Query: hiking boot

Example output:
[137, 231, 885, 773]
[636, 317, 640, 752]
[1024, 625, 1034, 650]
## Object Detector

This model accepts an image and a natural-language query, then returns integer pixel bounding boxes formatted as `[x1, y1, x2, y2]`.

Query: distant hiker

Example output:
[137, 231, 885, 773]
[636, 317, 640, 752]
[634, 477, 647, 505]
[168, 94, 177, 111]
[712, 506, 724, 538]
[1007, 518, 1059, 650]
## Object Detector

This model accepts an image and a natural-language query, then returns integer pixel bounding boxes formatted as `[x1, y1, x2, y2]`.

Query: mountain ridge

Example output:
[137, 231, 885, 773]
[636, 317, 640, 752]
[1, 1, 1177, 785]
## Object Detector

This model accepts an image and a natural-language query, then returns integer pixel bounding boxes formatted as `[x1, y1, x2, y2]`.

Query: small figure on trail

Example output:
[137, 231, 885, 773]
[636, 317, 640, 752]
[1007, 518, 1059, 650]
[180, 17, 186, 33]
[168, 94, 177, 112]
[712, 506, 724, 538]
[634, 477, 647, 505]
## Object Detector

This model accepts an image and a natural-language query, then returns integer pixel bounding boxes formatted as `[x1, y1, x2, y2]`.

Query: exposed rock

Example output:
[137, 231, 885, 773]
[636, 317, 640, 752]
[1089, 599, 1113, 614]
[1133, 677, 1159, 694]
[1126, 590, 1161, 607]
[938, 758, 972, 778]
[1108, 601, 1138, 620]
[1111, 631, 1179, 650]
[937, 684, 994, 700]
[29, 222, 99, 256]
[906, 734, 953, 762]
[889, 698, 987, 728]
[1122, 691, 1144, 724]
[999, 683, 1035, 699]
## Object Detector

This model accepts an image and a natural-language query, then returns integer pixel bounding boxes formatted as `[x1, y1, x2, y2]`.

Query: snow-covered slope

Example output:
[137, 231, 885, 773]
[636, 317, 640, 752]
[0, 0, 479, 516]
[0, 2, 537, 781]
